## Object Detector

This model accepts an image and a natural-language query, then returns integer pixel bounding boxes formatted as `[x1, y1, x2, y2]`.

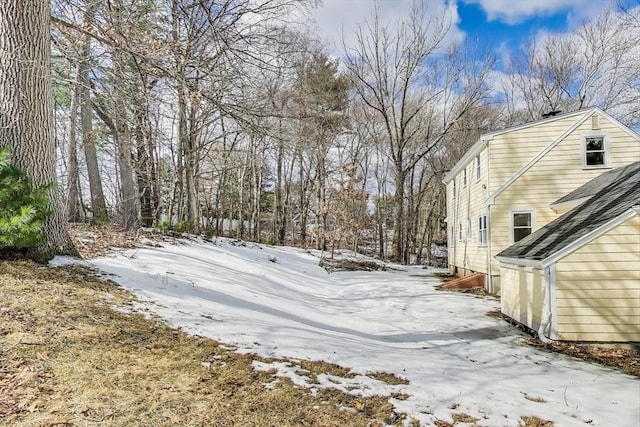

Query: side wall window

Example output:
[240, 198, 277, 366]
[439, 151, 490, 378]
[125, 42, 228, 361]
[478, 214, 487, 245]
[475, 155, 481, 181]
[512, 211, 534, 243]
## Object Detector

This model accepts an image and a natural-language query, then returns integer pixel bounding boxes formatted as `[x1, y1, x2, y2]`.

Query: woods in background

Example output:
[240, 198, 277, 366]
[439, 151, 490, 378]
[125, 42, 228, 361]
[6, 0, 635, 262]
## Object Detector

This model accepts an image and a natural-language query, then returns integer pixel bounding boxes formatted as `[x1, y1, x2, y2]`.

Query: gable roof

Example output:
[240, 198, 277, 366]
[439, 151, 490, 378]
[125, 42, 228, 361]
[443, 108, 595, 184]
[443, 107, 640, 188]
[497, 161, 640, 264]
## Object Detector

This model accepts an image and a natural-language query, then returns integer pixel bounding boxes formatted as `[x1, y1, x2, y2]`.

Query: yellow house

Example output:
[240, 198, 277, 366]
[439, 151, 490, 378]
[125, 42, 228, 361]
[443, 107, 640, 293]
[496, 162, 639, 342]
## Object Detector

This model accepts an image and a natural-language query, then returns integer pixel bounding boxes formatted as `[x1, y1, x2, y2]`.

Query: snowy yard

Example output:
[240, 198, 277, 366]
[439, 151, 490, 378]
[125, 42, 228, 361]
[57, 238, 639, 426]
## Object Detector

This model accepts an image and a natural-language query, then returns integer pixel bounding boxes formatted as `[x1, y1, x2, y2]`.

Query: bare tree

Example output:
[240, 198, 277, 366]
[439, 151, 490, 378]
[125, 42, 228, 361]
[343, 1, 493, 262]
[505, 6, 640, 125]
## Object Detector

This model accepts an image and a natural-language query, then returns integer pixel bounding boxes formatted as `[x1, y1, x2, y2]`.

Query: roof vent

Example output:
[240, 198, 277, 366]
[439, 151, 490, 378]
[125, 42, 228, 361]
[541, 110, 562, 119]
[591, 114, 600, 130]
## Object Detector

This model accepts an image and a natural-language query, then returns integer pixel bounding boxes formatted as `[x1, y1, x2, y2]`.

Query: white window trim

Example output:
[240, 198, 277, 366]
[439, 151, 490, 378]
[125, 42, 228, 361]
[509, 209, 536, 244]
[462, 167, 467, 187]
[458, 223, 463, 242]
[581, 134, 610, 169]
[475, 155, 481, 182]
[452, 179, 456, 199]
[466, 218, 471, 241]
[477, 213, 488, 247]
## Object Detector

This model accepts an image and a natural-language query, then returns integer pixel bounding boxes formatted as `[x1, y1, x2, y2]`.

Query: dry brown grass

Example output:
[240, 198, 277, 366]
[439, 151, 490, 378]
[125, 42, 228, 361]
[519, 415, 554, 426]
[451, 412, 479, 423]
[526, 338, 640, 378]
[0, 260, 401, 427]
[522, 393, 547, 403]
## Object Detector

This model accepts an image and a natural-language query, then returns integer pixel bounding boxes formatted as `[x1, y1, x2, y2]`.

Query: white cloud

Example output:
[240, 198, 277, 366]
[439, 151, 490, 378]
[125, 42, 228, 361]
[310, 0, 465, 56]
[463, 0, 611, 25]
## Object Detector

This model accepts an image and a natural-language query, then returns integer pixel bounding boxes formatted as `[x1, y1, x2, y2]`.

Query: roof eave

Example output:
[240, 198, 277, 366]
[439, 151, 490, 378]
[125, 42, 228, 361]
[496, 256, 543, 269]
[443, 137, 488, 184]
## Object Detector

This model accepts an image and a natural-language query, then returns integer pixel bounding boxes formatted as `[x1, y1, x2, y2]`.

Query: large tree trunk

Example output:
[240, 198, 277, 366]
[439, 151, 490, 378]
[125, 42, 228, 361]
[112, 51, 139, 229]
[134, 101, 154, 227]
[80, 0, 108, 223]
[66, 71, 83, 222]
[391, 163, 405, 262]
[0, 0, 77, 261]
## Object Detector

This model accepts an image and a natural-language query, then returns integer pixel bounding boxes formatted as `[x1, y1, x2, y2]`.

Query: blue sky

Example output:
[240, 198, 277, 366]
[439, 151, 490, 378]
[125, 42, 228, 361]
[456, 1, 570, 53]
[311, 0, 630, 60]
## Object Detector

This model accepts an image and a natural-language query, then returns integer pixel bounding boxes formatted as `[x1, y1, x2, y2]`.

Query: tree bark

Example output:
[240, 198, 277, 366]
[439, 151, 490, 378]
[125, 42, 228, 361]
[66, 71, 83, 222]
[80, 0, 108, 223]
[0, 0, 77, 261]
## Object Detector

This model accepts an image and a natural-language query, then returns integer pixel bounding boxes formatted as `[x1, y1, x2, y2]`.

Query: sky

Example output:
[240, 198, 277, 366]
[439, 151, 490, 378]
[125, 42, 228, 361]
[54, 237, 640, 426]
[310, 0, 630, 63]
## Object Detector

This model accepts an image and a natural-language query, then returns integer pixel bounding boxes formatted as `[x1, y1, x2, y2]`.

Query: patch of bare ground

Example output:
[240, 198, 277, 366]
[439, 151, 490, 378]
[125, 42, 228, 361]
[519, 415, 554, 426]
[526, 338, 640, 377]
[486, 311, 640, 377]
[319, 257, 388, 273]
[0, 260, 402, 426]
[69, 223, 166, 259]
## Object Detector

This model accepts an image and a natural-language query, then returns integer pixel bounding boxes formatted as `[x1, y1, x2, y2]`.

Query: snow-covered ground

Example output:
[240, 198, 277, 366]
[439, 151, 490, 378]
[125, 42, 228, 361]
[54, 238, 639, 426]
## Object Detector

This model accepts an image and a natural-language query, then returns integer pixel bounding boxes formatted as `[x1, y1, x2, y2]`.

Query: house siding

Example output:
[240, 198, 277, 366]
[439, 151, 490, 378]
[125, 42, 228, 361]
[500, 265, 546, 330]
[445, 108, 640, 296]
[554, 215, 640, 342]
[446, 148, 489, 276]
[489, 112, 640, 291]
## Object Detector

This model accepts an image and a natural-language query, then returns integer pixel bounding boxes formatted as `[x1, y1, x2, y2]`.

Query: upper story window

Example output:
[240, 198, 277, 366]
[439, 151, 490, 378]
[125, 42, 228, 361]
[452, 179, 456, 198]
[458, 223, 463, 241]
[463, 167, 467, 187]
[475, 155, 481, 181]
[583, 135, 609, 168]
[512, 211, 534, 243]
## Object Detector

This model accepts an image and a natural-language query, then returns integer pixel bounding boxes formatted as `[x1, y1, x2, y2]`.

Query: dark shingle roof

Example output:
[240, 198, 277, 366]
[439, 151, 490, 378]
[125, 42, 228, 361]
[553, 163, 640, 205]
[498, 161, 640, 261]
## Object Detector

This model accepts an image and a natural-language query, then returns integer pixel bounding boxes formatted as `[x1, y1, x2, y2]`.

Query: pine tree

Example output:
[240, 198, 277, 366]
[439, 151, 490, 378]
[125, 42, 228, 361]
[0, 148, 50, 253]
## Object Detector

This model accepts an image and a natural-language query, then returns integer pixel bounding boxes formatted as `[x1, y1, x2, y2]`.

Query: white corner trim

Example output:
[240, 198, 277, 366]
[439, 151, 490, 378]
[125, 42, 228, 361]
[548, 264, 558, 340]
[542, 208, 637, 267]
[490, 112, 592, 202]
